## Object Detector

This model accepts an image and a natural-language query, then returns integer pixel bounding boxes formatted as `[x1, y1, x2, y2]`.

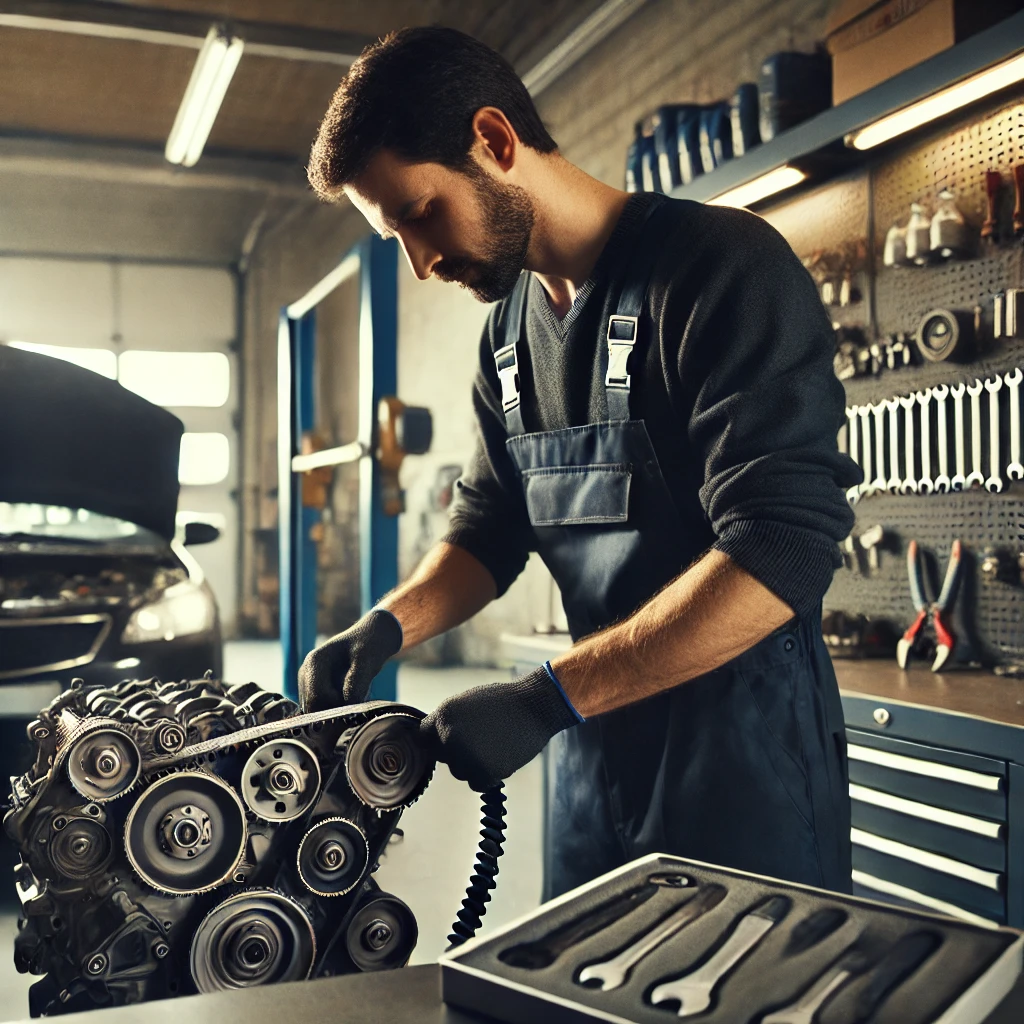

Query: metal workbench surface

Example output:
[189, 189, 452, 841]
[13, 964, 1024, 1024]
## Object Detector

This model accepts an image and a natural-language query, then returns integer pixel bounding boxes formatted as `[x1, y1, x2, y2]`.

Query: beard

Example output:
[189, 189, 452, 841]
[433, 164, 535, 303]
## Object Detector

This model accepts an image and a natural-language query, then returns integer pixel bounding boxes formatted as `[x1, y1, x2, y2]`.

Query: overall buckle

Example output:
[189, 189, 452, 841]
[605, 316, 638, 390]
[494, 342, 521, 412]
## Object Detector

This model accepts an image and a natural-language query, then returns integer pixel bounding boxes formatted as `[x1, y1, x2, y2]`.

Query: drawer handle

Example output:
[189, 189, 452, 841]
[851, 871, 999, 929]
[850, 784, 1004, 839]
[851, 828, 1003, 891]
[848, 744, 1003, 792]
[873, 708, 891, 726]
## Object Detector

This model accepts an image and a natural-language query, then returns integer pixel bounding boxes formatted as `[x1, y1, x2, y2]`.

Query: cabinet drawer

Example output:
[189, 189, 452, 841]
[851, 841, 1005, 923]
[850, 785, 1005, 871]
[847, 731, 1007, 821]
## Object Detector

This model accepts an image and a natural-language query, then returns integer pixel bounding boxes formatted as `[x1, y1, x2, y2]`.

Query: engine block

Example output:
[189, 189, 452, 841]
[5, 675, 433, 1016]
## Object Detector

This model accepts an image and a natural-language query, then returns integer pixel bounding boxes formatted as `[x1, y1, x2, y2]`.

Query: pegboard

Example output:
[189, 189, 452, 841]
[764, 90, 1024, 667]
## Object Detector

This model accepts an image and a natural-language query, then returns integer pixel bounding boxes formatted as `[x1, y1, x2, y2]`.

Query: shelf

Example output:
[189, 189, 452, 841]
[670, 10, 1024, 206]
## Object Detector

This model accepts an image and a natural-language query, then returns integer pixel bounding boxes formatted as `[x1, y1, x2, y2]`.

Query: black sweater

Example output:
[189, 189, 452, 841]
[441, 194, 861, 621]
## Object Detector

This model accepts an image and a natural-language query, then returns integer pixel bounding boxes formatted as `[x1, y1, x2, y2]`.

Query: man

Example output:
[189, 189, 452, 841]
[300, 26, 861, 900]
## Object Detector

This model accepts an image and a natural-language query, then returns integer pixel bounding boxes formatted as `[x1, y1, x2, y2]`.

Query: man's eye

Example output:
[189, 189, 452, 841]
[409, 205, 431, 222]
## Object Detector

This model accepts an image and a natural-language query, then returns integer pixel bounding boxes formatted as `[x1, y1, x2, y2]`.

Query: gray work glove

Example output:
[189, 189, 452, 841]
[298, 609, 403, 712]
[419, 665, 582, 792]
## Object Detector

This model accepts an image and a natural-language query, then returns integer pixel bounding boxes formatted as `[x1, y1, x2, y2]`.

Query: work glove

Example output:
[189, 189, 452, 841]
[298, 609, 403, 712]
[419, 664, 582, 792]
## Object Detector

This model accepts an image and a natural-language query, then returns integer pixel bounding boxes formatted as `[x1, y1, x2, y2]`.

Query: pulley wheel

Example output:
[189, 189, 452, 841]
[241, 739, 321, 822]
[48, 816, 112, 880]
[915, 308, 971, 362]
[190, 890, 315, 992]
[296, 817, 368, 897]
[124, 771, 246, 895]
[345, 893, 417, 972]
[66, 728, 141, 802]
[344, 714, 431, 810]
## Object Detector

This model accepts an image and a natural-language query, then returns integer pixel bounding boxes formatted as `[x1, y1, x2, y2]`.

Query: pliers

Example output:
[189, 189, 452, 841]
[897, 539, 962, 672]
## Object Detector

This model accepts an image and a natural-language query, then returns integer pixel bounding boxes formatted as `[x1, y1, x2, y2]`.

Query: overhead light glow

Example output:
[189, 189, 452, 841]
[846, 51, 1024, 151]
[165, 26, 244, 168]
[706, 165, 808, 209]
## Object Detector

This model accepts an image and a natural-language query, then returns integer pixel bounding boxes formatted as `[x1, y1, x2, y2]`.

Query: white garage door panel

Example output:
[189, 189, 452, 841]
[119, 265, 235, 348]
[0, 258, 113, 345]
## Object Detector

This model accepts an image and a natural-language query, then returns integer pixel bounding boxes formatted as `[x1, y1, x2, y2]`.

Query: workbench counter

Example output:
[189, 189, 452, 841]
[836, 660, 1024, 731]
[22, 964, 1024, 1024]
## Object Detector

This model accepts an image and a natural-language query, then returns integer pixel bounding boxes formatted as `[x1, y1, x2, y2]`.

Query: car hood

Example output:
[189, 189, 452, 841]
[0, 346, 184, 540]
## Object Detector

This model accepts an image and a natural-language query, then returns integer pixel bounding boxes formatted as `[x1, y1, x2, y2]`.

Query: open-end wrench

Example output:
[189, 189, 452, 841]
[884, 398, 902, 491]
[899, 394, 918, 493]
[1006, 368, 1023, 481]
[932, 384, 950, 492]
[985, 375, 1004, 492]
[577, 884, 727, 992]
[966, 378, 985, 488]
[915, 389, 934, 493]
[500, 874, 691, 969]
[870, 402, 887, 494]
[762, 945, 872, 1024]
[950, 382, 967, 491]
[859, 405, 876, 497]
[845, 407, 861, 504]
[650, 896, 790, 1017]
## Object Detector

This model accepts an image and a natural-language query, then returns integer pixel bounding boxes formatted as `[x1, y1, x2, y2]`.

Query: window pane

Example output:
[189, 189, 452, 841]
[119, 351, 230, 407]
[8, 341, 117, 379]
[179, 433, 230, 486]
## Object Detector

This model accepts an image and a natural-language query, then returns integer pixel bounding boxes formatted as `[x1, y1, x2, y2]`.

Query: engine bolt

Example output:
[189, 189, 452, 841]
[364, 920, 393, 951]
[94, 748, 121, 778]
[315, 839, 347, 873]
[153, 942, 170, 959]
[52, 816, 67, 831]
[86, 954, 107, 975]
[31, 726, 49, 740]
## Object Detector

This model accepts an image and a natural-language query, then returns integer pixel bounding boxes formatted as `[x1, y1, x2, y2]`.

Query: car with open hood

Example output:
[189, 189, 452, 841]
[0, 345, 223, 717]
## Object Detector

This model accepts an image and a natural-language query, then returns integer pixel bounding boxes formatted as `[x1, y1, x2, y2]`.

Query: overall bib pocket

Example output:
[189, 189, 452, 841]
[522, 463, 632, 526]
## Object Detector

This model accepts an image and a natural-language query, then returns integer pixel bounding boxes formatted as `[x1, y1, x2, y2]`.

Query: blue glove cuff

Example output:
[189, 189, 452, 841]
[542, 661, 585, 724]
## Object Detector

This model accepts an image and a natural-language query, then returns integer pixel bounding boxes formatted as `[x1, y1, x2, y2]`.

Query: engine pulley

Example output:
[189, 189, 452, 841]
[190, 890, 315, 993]
[343, 713, 431, 811]
[296, 817, 368, 897]
[124, 771, 246, 895]
[241, 739, 321, 822]
[345, 892, 418, 972]
[48, 815, 113, 880]
[66, 727, 141, 802]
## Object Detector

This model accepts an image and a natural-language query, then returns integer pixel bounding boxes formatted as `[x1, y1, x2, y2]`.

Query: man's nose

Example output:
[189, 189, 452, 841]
[397, 233, 440, 282]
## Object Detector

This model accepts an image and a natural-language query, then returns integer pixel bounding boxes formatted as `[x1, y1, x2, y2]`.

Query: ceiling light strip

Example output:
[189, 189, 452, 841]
[706, 165, 807, 208]
[165, 27, 244, 168]
[847, 49, 1024, 150]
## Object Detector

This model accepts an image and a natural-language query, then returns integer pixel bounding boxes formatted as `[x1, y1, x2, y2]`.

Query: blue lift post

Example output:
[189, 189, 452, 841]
[278, 236, 400, 702]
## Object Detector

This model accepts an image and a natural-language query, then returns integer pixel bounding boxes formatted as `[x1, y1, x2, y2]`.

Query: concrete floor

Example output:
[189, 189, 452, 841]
[0, 647, 543, 1019]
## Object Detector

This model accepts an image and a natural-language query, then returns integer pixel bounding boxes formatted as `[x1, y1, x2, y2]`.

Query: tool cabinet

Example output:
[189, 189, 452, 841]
[838, 661, 1024, 929]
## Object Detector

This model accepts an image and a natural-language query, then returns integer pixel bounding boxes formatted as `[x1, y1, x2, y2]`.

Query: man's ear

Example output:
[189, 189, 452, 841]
[470, 107, 517, 173]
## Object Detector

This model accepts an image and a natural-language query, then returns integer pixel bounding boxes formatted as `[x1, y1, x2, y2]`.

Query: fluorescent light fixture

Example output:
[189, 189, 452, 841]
[706, 165, 808, 208]
[165, 26, 244, 167]
[847, 51, 1024, 151]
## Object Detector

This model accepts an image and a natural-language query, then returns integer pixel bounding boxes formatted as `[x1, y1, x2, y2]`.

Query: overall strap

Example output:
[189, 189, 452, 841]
[603, 196, 680, 421]
[493, 272, 529, 436]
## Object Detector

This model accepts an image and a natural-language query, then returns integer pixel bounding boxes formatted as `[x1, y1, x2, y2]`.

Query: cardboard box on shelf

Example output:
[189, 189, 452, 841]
[826, 0, 1024, 106]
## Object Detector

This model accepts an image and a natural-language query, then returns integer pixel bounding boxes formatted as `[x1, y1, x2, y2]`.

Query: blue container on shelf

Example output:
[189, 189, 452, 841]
[676, 105, 705, 186]
[639, 116, 662, 193]
[758, 50, 831, 141]
[699, 102, 733, 174]
[730, 83, 761, 157]
[652, 104, 698, 192]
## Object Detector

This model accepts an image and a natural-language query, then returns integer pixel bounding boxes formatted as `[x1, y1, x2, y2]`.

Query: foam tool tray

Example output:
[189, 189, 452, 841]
[439, 854, 1023, 1024]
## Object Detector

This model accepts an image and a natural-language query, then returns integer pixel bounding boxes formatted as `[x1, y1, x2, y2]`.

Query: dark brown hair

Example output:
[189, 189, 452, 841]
[308, 26, 557, 199]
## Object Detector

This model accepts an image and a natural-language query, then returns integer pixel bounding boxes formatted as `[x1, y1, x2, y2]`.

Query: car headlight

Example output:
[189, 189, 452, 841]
[121, 583, 215, 644]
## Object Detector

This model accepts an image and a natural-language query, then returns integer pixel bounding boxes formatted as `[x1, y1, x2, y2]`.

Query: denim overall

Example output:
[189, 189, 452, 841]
[494, 197, 851, 900]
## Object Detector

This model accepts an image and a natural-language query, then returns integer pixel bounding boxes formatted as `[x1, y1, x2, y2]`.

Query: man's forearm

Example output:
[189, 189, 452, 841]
[376, 541, 497, 650]
[551, 551, 794, 719]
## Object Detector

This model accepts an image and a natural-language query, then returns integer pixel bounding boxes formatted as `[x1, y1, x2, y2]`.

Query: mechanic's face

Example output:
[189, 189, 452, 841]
[345, 148, 534, 303]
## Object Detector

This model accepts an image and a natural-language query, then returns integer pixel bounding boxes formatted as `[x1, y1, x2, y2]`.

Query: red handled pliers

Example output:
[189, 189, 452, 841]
[897, 539, 962, 672]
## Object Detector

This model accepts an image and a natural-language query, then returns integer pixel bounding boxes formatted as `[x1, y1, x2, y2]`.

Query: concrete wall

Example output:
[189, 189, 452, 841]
[241, 0, 836, 661]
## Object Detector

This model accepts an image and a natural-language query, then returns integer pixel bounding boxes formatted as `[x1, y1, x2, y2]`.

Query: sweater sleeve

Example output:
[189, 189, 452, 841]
[440, 307, 534, 597]
[667, 209, 862, 619]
